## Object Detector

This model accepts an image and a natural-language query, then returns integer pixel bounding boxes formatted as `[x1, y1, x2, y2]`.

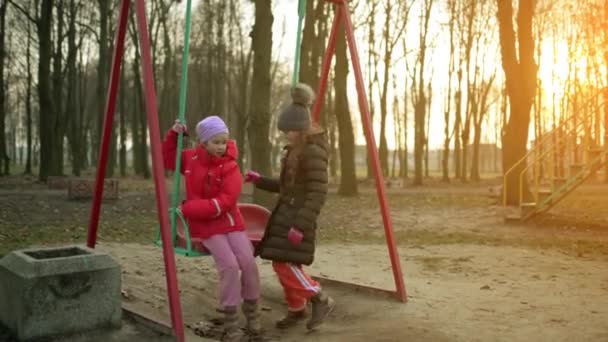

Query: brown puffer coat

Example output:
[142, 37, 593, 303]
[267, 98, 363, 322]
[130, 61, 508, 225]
[254, 131, 329, 265]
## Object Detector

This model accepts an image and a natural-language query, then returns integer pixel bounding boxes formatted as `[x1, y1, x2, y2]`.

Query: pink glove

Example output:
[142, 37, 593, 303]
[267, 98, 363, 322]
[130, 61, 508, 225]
[287, 227, 303, 246]
[245, 170, 261, 183]
[171, 119, 187, 134]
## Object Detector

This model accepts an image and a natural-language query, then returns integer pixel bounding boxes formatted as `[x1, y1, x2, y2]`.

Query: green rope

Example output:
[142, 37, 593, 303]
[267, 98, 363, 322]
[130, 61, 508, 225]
[292, 0, 307, 87]
[170, 0, 193, 242]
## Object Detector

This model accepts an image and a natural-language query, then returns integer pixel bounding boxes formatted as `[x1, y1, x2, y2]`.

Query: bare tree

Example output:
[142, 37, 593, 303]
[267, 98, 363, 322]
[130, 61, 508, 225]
[401, 38, 410, 181]
[129, 7, 150, 178]
[24, 8, 33, 175]
[335, 19, 358, 195]
[366, 0, 380, 179]
[298, 0, 316, 85]
[497, 0, 537, 205]
[470, 73, 497, 181]
[65, 0, 82, 176]
[249, 0, 274, 206]
[459, 0, 478, 182]
[0, 0, 8, 175]
[8, 0, 57, 180]
[413, 0, 434, 185]
[442, 0, 457, 182]
[378, 0, 410, 176]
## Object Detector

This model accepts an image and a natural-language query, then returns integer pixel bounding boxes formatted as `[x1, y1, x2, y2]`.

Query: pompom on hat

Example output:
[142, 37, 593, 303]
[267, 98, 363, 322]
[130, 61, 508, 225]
[277, 83, 315, 132]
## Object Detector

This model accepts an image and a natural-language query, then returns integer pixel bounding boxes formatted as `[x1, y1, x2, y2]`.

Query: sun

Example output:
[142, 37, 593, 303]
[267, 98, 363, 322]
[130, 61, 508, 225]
[538, 39, 571, 99]
[538, 37, 599, 103]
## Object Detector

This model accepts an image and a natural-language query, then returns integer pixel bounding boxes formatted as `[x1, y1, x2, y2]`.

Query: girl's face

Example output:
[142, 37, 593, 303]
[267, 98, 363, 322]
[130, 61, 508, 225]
[203, 133, 229, 157]
[284, 130, 302, 146]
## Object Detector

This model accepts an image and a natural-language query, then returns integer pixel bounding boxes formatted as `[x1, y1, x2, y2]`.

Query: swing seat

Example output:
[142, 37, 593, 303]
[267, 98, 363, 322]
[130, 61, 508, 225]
[157, 203, 271, 257]
[237, 203, 271, 246]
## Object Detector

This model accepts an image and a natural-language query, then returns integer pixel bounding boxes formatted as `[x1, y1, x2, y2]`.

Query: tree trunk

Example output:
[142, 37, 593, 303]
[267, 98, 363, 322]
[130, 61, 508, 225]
[25, 15, 33, 175]
[130, 13, 143, 176]
[442, 1, 456, 182]
[38, 0, 55, 182]
[66, 0, 81, 176]
[497, 0, 537, 205]
[366, 1, 378, 180]
[454, 71, 463, 179]
[425, 80, 432, 178]
[414, 98, 426, 185]
[335, 21, 358, 196]
[471, 121, 482, 181]
[77, 42, 88, 170]
[300, 1, 326, 125]
[392, 88, 400, 178]
[158, 1, 175, 133]
[249, 0, 274, 207]
[119, 65, 127, 177]
[459, 1, 478, 183]
[604, 88, 608, 182]
[96, 0, 110, 164]
[413, 0, 433, 185]
[216, 0, 226, 117]
[309, 1, 326, 97]
[298, 0, 315, 85]
[402, 44, 409, 182]
[378, 0, 394, 177]
[52, 1, 66, 176]
[327, 86, 338, 178]
[471, 75, 495, 181]
[236, 51, 252, 171]
[139, 96, 150, 178]
[131, 96, 142, 176]
[0, 0, 7, 176]
[97, 0, 116, 177]
[228, 0, 252, 170]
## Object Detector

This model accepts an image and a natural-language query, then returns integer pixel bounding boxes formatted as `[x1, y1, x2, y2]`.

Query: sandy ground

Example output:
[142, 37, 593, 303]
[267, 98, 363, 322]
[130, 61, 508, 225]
[99, 238, 608, 342]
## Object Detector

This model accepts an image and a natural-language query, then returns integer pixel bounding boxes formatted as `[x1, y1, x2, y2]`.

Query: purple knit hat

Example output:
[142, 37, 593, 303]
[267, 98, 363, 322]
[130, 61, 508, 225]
[196, 116, 229, 142]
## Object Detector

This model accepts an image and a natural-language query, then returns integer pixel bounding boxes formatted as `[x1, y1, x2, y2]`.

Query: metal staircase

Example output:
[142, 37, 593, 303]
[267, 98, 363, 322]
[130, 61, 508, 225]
[503, 90, 608, 221]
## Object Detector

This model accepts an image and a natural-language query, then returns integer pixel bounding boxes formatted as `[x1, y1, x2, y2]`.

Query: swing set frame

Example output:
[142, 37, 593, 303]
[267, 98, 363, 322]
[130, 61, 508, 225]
[86, 1, 407, 341]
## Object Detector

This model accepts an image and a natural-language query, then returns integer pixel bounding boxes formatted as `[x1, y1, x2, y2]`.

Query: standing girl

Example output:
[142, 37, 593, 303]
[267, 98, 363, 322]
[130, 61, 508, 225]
[246, 84, 335, 330]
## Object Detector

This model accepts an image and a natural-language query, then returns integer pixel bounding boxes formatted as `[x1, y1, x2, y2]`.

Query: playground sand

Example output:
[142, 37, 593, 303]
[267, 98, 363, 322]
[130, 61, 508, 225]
[100, 240, 608, 342]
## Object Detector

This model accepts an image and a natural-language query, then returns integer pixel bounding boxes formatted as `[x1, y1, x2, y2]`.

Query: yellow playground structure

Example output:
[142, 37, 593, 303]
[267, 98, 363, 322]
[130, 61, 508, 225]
[503, 90, 608, 221]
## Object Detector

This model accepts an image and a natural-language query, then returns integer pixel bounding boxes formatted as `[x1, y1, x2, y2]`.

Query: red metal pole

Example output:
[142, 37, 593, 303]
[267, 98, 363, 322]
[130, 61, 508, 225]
[87, 0, 130, 248]
[341, 4, 408, 302]
[311, 4, 341, 123]
[134, 0, 185, 340]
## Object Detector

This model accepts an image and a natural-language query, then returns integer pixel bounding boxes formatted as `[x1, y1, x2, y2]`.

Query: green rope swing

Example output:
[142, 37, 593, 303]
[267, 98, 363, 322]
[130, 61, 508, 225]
[155, 0, 206, 257]
[171, 0, 193, 241]
[292, 0, 307, 87]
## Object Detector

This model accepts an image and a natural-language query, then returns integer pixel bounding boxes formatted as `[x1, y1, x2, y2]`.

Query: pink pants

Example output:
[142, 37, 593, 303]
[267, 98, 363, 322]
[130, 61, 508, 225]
[203, 231, 261, 308]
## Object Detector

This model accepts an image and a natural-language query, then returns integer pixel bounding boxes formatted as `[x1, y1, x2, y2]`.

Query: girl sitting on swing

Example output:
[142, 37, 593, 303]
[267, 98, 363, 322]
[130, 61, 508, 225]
[163, 116, 261, 342]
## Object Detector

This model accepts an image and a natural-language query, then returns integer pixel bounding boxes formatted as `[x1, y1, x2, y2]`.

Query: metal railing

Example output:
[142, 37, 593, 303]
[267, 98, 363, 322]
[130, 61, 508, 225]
[503, 89, 607, 207]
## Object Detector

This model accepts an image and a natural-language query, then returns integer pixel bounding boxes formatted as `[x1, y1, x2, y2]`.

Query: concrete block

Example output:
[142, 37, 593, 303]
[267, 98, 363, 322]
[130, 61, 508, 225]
[0, 245, 122, 341]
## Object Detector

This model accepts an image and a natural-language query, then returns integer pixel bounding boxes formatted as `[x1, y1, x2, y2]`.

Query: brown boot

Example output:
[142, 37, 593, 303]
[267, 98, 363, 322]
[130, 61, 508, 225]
[222, 306, 243, 342]
[275, 309, 307, 329]
[241, 299, 262, 335]
[306, 292, 335, 330]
